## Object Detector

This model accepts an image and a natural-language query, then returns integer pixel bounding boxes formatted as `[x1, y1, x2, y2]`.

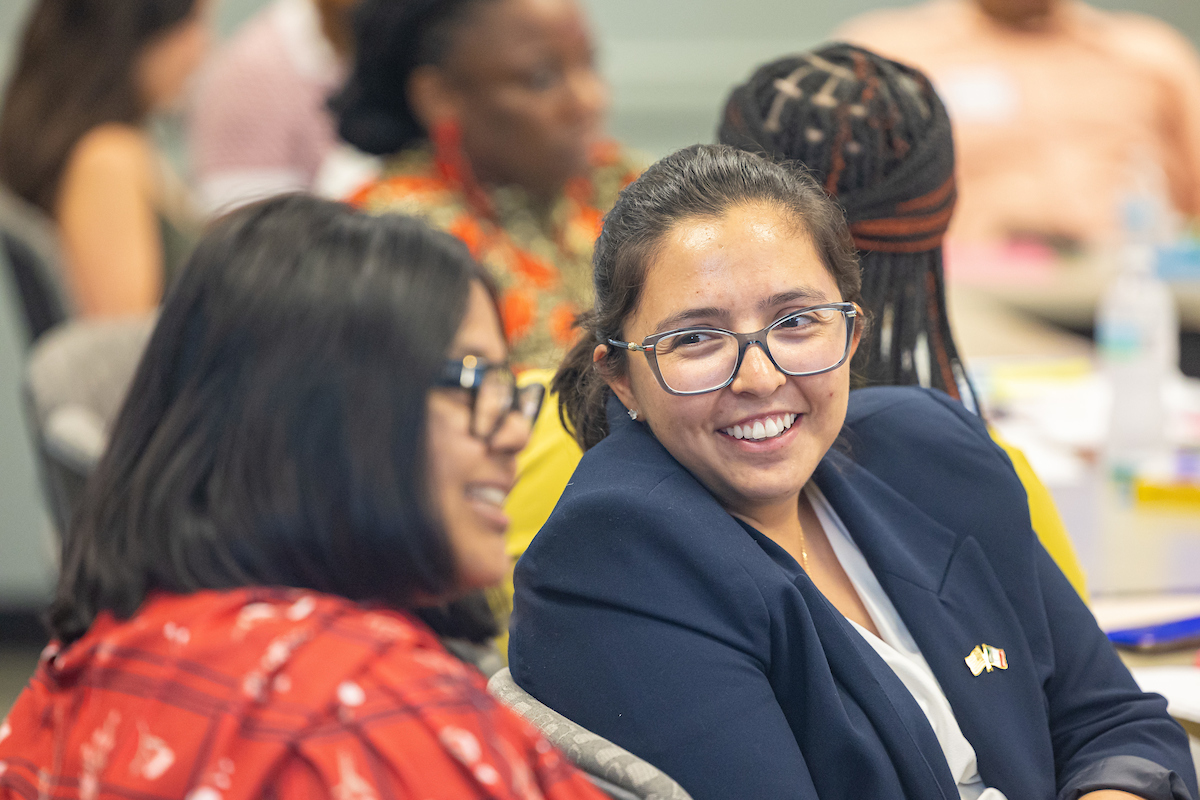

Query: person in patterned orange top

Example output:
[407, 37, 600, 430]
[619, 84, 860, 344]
[0, 196, 605, 800]
[331, 0, 641, 631]
[333, 0, 640, 371]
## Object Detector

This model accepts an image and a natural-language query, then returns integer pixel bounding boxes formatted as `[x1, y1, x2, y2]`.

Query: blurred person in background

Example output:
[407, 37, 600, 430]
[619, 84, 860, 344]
[717, 44, 1087, 598]
[334, 0, 639, 370]
[189, 0, 361, 214]
[333, 0, 641, 639]
[837, 0, 1200, 248]
[0, 195, 606, 800]
[0, 0, 209, 317]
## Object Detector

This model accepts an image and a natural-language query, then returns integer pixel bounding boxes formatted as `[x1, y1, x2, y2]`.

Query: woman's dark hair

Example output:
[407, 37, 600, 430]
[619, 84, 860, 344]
[0, 0, 197, 213]
[331, 0, 498, 155]
[718, 43, 978, 411]
[555, 144, 861, 451]
[50, 195, 492, 645]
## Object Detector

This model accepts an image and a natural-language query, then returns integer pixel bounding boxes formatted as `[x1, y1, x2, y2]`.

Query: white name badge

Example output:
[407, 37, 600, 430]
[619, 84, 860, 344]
[934, 66, 1021, 124]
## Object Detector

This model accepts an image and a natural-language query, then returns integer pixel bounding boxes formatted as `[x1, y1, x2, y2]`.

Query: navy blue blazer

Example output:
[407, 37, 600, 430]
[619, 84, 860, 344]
[510, 387, 1197, 800]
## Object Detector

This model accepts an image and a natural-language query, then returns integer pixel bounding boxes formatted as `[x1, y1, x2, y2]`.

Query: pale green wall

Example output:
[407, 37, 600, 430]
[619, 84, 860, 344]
[0, 0, 1198, 607]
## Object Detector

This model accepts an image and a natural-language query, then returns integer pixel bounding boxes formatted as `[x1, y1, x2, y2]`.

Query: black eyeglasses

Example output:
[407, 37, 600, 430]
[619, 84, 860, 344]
[607, 303, 858, 396]
[436, 356, 545, 441]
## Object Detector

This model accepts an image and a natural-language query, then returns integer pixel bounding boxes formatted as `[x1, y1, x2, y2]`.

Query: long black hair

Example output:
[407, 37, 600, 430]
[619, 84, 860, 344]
[50, 196, 490, 645]
[0, 0, 197, 213]
[719, 43, 978, 411]
[555, 144, 861, 451]
[331, 0, 498, 155]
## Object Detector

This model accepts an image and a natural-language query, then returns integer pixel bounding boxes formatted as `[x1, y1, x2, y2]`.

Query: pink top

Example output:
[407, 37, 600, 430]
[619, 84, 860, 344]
[838, 0, 1200, 244]
[189, 0, 343, 215]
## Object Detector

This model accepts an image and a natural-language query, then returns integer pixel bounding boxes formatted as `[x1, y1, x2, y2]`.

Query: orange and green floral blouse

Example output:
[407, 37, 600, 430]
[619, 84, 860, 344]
[349, 142, 642, 370]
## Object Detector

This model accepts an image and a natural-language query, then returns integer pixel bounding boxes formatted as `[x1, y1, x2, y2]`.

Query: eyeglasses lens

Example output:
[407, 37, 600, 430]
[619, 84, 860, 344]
[474, 368, 516, 439]
[654, 308, 849, 394]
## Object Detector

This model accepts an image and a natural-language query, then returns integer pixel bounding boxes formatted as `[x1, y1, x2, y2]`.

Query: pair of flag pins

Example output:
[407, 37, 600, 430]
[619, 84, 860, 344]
[965, 644, 1008, 676]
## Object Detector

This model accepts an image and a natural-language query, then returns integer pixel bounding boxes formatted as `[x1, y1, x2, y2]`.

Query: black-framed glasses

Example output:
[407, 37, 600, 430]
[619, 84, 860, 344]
[436, 356, 546, 440]
[607, 302, 858, 396]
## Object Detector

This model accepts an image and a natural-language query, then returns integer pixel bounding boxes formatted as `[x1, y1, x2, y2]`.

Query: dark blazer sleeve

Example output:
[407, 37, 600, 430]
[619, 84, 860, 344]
[1036, 538, 1195, 800]
[509, 470, 818, 800]
[846, 387, 1197, 800]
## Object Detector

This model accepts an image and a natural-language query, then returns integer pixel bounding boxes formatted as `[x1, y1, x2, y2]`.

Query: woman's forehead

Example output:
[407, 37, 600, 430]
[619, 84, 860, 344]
[639, 207, 835, 316]
[448, 283, 508, 361]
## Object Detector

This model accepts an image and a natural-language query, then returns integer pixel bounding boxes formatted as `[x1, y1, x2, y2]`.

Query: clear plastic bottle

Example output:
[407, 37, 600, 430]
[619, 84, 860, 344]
[1095, 186, 1180, 474]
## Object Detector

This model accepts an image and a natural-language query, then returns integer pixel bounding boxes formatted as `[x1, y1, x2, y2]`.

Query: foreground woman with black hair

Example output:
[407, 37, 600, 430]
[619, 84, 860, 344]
[0, 196, 605, 800]
[510, 145, 1196, 800]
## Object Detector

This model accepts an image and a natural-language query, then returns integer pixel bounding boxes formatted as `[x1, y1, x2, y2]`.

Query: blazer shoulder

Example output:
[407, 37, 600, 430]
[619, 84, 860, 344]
[845, 386, 1005, 467]
[842, 386, 1033, 555]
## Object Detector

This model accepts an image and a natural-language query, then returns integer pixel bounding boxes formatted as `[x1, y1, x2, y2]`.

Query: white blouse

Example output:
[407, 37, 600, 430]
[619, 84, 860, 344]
[806, 484, 1009, 800]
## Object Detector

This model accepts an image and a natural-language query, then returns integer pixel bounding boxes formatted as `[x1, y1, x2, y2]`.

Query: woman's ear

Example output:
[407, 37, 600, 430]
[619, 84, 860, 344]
[848, 303, 864, 361]
[407, 64, 460, 132]
[594, 344, 638, 414]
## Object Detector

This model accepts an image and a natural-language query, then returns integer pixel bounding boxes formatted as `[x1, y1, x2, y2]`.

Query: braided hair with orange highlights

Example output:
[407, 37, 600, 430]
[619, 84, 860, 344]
[719, 43, 978, 410]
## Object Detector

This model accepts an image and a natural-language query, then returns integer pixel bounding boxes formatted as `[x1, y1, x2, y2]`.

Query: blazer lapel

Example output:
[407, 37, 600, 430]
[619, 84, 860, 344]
[815, 453, 1057, 799]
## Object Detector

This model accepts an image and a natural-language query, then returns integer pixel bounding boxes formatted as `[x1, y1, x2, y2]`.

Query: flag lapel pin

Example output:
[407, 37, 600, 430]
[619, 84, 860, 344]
[965, 643, 1008, 676]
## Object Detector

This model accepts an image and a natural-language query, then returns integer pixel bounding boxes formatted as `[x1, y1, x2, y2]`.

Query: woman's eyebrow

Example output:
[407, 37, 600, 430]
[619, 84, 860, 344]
[759, 288, 828, 309]
[651, 306, 727, 334]
[649, 288, 831, 334]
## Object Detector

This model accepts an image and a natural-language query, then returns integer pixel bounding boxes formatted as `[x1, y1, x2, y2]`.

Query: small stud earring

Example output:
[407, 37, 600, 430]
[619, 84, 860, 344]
[628, 408, 638, 421]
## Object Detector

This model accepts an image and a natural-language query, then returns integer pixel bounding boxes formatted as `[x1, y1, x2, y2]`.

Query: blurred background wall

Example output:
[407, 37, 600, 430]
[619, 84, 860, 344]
[0, 0, 1199, 610]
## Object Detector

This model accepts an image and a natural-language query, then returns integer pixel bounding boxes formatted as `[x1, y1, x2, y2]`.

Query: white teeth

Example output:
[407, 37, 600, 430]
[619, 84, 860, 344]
[722, 414, 797, 442]
[469, 486, 508, 507]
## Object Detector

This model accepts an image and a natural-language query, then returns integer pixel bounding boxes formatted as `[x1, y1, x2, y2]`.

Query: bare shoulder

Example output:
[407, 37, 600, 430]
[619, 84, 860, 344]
[1098, 9, 1200, 78]
[64, 123, 155, 185]
[835, 0, 961, 45]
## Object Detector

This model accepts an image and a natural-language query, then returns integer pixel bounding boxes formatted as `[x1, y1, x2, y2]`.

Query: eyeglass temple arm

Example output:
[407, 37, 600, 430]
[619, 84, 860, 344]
[607, 339, 650, 352]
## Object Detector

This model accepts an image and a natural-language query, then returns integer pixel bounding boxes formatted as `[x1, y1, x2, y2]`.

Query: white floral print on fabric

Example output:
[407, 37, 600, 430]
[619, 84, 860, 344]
[163, 622, 191, 647]
[187, 756, 236, 798]
[474, 764, 500, 785]
[234, 603, 279, 639]
[286, 595, 316, 620]
[0, 720, 10, 743]
[130, 721, 176, 780]
[498, 736, 543, 800]
[439, 726, 482, 765]
[337, 681, 365, 708]
[80, 710, 121, 800]
[333, 750, 379, 800]
[364, 613, 411, 642]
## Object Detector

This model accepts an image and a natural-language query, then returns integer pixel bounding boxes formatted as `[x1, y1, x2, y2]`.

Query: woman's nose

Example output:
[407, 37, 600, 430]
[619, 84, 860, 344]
[566, 67, 609, 123]
[488, 407, 535, 456]
[729, 342, 786, 397]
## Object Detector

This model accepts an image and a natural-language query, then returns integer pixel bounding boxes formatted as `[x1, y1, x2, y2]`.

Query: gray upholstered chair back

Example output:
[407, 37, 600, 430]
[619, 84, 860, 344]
[487, 667, 693, 800]
[25, 314, 155, 531]
[0, 185, 72, 344]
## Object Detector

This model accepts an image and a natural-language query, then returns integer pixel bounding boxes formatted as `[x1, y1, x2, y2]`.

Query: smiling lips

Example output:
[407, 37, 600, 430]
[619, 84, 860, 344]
[721, 413, 798, 442]
[467, 485, 509, 508]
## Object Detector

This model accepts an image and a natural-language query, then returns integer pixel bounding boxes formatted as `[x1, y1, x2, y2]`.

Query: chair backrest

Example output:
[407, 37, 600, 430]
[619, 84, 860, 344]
[25, 314, 155, 532]
[0, 185, 71, 345]
[487, 668, 693, 800]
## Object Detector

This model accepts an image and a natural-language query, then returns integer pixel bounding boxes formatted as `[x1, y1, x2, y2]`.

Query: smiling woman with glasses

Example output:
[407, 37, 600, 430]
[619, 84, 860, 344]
[508, 145, 1195, 800]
